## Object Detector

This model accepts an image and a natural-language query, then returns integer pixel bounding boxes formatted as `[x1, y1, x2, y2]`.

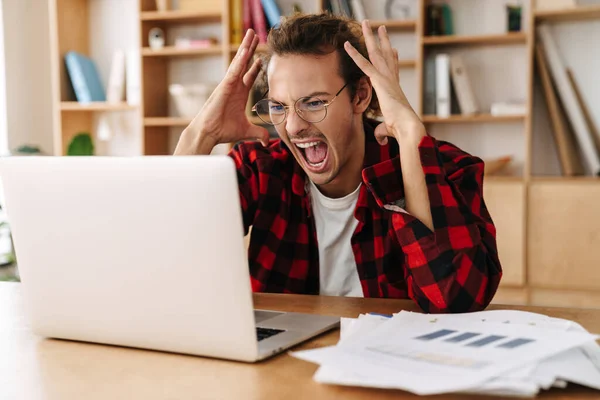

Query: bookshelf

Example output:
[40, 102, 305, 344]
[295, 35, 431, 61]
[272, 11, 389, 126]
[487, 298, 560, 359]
[47, 0, 600, 308]
[49, 0, 142, 156]
[422, 32, 528, 46]
[534, 3, 600, 22]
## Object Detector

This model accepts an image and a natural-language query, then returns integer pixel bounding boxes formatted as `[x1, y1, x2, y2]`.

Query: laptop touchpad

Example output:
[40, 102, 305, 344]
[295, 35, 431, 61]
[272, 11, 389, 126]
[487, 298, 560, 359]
[254, 310, 285, 323]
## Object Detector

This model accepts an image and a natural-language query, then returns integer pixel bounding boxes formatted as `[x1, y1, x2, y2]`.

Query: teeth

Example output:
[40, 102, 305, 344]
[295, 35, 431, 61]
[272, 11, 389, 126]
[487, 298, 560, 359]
[295, 141, 320, 149]
[308, 160, 325, 167]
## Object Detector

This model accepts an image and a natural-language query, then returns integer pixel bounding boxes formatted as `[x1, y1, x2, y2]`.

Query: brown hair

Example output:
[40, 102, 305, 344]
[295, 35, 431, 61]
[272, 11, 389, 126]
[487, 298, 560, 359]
[258, 12, 380, 116]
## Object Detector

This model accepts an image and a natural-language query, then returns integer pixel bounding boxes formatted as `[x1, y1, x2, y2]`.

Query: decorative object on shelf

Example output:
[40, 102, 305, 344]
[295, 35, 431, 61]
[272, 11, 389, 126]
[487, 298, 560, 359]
[11, 145, 44, 155]
[385, 0, 411, 20]
[174, 36, 218, 49]
[149, 27, 165, 50]
[67, 133, 94, 156]
[155, 0, 170, 12]
[507, 1, 522, 32]
[535, 0, 576, 11]
[425, 3, 453, 36]
[169, 83, 217, 118]
[484, 155, 513, 176]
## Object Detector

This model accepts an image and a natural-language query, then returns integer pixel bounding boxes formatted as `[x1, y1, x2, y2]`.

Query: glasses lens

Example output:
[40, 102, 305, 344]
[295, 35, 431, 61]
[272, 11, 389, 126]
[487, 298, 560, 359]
[254, 99, 286, 125]
[296, 97, 327, 123]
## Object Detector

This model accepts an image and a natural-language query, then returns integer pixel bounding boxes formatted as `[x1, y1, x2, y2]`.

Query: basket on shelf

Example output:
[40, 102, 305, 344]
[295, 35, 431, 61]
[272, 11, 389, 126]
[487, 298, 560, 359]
[169, 83, 216, 118]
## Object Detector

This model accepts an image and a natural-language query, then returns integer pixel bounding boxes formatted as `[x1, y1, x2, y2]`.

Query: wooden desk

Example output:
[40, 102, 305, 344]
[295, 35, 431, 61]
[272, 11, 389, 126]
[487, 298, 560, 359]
[1, 282, 599, 399]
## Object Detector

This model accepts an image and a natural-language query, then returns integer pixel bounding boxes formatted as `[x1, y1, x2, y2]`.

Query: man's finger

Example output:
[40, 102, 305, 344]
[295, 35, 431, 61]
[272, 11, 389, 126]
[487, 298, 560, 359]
[361, 20, 386, 72]
[243, 57, 262, 87]
[393, 49, 400, 79]
[245, 124, 270, 147]
[374, 123, 390, 146]
[228, 31, 257, 79]
[344, 41, 377, 78]
[378, 25, 396, 75]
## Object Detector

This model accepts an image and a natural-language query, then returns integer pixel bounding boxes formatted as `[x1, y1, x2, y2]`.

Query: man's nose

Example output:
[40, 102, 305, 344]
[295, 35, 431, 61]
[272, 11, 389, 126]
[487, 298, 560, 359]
[285, 106, 310, 137]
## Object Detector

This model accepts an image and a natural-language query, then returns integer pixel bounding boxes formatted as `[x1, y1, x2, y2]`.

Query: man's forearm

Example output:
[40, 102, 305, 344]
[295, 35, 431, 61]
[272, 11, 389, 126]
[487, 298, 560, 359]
[396, 131, 434, 231]
[174, 128, 217, 155]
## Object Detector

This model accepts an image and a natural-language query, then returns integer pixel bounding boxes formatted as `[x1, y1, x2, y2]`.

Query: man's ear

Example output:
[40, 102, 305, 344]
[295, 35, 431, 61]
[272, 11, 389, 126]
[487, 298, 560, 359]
[352, 76, 372, 114]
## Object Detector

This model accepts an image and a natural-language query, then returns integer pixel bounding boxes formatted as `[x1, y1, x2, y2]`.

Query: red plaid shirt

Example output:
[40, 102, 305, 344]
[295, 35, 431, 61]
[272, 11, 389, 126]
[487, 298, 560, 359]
[229, 119, 502, 313]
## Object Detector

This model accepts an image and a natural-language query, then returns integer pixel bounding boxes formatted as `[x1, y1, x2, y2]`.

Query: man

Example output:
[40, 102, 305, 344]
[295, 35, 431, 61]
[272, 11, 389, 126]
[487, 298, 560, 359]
[175, 13, 502, 313]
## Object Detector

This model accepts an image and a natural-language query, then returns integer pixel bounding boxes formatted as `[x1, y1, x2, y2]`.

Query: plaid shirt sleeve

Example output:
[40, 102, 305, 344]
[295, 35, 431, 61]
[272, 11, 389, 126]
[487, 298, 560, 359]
[362, 135, 502, 313]
[229, 142, 262, 235]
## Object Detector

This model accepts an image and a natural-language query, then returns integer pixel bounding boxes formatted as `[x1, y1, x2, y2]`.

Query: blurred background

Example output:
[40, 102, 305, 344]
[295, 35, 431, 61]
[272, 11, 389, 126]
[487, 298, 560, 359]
[0, 0, 598, 308]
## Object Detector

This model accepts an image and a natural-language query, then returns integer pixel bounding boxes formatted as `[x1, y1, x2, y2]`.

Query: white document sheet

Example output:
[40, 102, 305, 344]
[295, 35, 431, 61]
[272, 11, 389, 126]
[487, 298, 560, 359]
[291, 310, 599, 396]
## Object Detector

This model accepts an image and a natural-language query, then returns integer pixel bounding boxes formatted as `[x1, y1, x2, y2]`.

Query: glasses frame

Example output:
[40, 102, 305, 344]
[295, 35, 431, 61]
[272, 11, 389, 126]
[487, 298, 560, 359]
[251, 82, 349, 126]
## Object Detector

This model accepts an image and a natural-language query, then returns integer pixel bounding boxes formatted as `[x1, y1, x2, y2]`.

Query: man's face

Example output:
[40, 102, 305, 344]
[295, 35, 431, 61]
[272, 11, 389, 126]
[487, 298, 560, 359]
[267, 52, 362, 192]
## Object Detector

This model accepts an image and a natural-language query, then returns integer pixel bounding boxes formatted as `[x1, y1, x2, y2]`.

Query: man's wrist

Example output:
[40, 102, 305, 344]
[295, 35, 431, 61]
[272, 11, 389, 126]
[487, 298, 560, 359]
[175, 129, 218, 155]
[393, 123, 426, 148]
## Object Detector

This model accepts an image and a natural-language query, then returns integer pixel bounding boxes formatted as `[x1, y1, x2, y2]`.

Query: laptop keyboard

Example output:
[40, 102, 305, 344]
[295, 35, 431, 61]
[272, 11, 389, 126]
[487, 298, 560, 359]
[256, 327, 285, 341]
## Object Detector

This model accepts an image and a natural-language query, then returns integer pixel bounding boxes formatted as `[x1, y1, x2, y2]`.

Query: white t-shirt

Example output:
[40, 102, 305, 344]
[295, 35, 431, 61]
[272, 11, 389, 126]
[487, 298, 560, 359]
[309, 180, 363, 297]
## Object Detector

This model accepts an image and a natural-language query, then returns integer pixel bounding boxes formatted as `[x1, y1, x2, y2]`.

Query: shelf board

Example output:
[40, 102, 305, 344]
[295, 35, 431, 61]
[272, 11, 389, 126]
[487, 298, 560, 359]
[144, 117, 192, 127]
[422, 114, 526, 124]
[398, 59, 416, 68]
[140, 10, 221, 23]
[485, 176, 525, 183]
[531, 176, 600, 183]
[534, 5, 600, 22]
[423, 32, 527, 46]
[370, 19, 416, 31]
[142, 45, 222, 57]
[230, 43, 268, 53]
[60, 102, 137, 111]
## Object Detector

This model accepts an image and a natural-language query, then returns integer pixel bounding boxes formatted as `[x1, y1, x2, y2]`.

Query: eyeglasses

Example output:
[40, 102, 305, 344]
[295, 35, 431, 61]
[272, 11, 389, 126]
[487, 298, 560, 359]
[251, 83, 348, 126]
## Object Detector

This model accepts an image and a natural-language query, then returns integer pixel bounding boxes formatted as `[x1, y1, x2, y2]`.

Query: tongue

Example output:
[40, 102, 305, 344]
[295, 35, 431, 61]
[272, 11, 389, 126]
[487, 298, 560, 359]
[305, 142, 327, 164]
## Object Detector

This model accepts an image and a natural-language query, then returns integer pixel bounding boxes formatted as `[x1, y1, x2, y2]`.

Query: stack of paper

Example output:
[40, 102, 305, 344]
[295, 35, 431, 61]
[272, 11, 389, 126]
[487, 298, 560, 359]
[291, 310, 600, 397]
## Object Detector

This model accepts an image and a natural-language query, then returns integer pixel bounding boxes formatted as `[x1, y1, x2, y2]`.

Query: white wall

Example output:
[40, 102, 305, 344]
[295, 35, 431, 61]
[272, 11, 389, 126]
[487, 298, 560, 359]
[89, 0, 142, 156]
[2, 0, 54, 155]
[0, 0, 7, 156]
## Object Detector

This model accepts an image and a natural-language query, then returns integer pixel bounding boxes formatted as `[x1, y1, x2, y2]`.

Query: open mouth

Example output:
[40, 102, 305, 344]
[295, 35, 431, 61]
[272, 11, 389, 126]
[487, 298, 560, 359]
[294, 140, 330, 172]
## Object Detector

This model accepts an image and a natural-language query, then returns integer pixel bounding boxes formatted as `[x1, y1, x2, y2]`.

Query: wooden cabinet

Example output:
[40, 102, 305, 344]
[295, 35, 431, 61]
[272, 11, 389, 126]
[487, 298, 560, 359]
[528, 179, 600, 291]
[483, 179, 526, 287]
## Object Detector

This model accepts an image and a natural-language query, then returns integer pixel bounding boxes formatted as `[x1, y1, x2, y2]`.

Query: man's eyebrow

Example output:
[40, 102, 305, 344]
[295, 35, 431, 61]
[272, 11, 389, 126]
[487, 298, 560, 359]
[270, 91, 332, 104]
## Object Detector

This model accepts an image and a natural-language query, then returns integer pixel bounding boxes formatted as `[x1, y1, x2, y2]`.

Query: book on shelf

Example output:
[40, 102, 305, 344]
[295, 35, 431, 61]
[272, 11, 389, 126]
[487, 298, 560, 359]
[567, 69, 600, 159]
[261, 0, 282, 28]
[64, 51, 106, 103]
[126, 50, 141, 106]
[250, 0, 268, 43]
[537, 24, 600, 176]
[435, 53, 450, 118]
[106, 50, 126, 103]
[230, 0, 243, 44]
[535, 43, 584, 176]
[350, 0, 366, 21]
[449, 55, 478, 115]
[423, 56, 436, 115]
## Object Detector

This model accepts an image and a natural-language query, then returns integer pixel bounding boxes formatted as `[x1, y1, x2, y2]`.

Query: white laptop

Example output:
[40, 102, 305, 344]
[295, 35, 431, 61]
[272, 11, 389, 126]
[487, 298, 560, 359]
[0, 155, 339, 362]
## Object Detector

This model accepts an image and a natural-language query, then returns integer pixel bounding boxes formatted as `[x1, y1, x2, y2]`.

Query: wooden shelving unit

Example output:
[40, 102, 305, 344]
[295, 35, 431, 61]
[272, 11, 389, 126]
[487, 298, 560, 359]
[60, 102, 137, 112]
[370, 19, 416, 31]
[423, 32, 528, 46]
[142, 45, 222, 57]
[144, 117, 192, 127]
[46, 0, 600, 309]
[534, 4, 600, 22]
[140, 10, 222, 23]
[230, 43, 269, 53]
[422, 114, 526, 124]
